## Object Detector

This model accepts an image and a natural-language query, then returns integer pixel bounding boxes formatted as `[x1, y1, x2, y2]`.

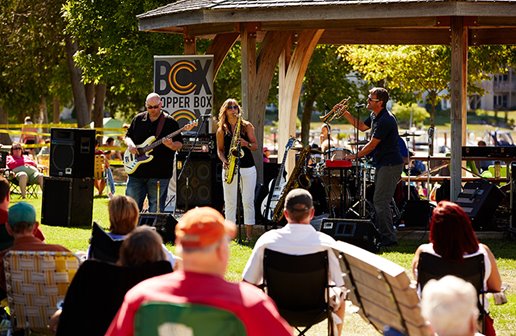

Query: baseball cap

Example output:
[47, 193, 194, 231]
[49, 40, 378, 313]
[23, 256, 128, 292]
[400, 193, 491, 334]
[285, 188, 313, 211]
[175, 207, 236, 249]
[8, 202, 36, 227]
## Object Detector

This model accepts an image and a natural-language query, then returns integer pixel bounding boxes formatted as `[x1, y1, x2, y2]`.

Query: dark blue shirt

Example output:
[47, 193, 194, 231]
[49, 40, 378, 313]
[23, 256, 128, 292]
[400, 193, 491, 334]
[364, 108, 403, 168]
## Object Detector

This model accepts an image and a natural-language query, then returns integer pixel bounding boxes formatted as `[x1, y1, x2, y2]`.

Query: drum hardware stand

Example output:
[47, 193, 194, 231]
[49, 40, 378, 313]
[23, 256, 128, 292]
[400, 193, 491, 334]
[235, 139, 244, 244]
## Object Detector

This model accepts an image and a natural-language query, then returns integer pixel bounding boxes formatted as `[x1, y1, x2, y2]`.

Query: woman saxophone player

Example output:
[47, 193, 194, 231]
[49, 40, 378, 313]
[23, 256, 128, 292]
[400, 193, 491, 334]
[216, 98, 258, 243]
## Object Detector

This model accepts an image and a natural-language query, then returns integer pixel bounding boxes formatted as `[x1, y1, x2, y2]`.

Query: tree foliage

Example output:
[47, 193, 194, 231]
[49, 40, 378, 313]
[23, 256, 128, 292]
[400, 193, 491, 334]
[392, 103, 430, 128]
[63, 0, 184, 117]
[0, 0, 70, 122]
[301, 45, 360, 144]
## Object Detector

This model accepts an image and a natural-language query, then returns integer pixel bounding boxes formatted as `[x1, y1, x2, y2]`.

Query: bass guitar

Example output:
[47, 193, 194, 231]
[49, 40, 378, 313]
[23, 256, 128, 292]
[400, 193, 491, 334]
[260, 137, 296, 220]
[123, 119, 198, 174]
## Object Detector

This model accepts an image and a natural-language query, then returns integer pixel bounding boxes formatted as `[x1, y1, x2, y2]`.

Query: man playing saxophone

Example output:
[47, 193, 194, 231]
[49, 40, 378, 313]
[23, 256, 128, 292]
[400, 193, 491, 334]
[216, 98, 258, 243]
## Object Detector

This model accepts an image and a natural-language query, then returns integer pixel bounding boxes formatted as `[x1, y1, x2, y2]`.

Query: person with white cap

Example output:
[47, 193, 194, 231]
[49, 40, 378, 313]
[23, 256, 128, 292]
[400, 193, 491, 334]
[106, 206, 292, 336]
[243, 188, 346, 335]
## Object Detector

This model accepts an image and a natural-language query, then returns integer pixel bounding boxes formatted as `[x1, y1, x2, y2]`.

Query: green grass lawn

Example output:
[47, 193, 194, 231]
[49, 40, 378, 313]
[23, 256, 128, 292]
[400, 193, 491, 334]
[12, 186, 516, 335]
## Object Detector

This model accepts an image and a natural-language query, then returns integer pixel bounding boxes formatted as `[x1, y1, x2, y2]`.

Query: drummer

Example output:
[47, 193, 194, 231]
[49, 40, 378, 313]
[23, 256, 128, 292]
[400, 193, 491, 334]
[320, 124, 335, 153]
[335, 87, 403, 247]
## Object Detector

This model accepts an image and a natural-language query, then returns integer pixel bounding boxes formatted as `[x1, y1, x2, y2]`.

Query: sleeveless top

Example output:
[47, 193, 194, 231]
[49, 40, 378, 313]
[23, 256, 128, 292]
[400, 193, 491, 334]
[223, 125, 255, 168]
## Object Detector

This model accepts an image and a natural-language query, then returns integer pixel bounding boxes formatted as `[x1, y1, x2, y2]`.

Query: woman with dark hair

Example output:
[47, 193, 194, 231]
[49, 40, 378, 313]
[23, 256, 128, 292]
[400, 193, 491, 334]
[412, 201, 502, 335]
[216, 98, 257, 242]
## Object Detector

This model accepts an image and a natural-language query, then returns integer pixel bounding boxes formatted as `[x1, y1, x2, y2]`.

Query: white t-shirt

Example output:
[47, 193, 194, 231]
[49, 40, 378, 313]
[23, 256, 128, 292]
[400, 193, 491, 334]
[242, 223, 343, 287]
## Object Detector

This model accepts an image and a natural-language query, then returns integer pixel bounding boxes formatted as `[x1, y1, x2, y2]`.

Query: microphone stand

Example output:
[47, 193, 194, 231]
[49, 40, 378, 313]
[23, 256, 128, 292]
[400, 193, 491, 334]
[324, 121, 335, 217]
[236, 140, 243, 244]
[168, 115, 210, 215]
[354, 105, 366, 218]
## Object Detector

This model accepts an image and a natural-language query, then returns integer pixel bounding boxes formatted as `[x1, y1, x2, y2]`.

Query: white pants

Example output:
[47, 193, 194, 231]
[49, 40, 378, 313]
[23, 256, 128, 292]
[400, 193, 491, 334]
[222, 166, 256, 225]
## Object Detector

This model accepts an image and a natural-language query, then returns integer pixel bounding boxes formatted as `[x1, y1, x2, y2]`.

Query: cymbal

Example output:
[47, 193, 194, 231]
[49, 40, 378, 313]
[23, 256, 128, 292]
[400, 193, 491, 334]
[400, 131, 424, 137]
[291, 147, 323, 154]
[348, 140, 368, 146]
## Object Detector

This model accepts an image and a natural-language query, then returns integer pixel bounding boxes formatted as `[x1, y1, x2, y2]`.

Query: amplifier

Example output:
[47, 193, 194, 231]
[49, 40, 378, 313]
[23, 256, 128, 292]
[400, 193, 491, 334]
[180, 133, 215, 154]
[455, 180, 504, 230]
[320, 218, 378, 252]
[462, 146, 516, 158]
[138, 213, 177, 244]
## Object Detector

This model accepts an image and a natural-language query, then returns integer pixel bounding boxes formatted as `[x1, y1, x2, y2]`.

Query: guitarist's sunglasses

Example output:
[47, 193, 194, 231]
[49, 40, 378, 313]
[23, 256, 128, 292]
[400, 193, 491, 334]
[147, 104, 160, 109]
[227, 105, 239, 110]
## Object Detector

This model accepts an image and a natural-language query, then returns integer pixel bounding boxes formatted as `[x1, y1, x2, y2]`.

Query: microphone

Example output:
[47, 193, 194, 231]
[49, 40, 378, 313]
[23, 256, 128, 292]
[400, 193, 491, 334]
[355, 103, 366, 108]
[199, 114, 212, 119]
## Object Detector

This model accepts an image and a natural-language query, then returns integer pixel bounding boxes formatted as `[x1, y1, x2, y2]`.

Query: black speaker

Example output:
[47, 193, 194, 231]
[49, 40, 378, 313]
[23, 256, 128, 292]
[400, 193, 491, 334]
[176, 153, 223, 211]
[320, 218, 378, 252]
[41, 176, 94, 227]
[138, 213, 177, 244]
[455, 180, 504, 230]
[511, 162, 516, 231]
[402, 200, 431, 228]
[50, 128, 95, 178]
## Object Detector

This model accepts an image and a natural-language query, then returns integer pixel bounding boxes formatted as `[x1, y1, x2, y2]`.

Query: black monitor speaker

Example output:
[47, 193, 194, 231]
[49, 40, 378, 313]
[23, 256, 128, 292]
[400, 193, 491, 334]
[320, 218, 378, 252]
[138, 213, 177, 244]
[50, 128, 95, 178]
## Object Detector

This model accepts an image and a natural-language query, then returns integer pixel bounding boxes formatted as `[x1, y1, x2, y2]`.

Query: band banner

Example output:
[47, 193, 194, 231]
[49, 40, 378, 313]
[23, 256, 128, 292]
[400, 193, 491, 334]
[153, 55, 214, 132]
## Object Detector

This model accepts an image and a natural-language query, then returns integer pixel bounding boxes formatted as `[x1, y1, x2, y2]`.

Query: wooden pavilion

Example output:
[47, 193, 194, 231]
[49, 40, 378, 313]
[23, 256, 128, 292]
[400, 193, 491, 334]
[137, 0, 516, 199]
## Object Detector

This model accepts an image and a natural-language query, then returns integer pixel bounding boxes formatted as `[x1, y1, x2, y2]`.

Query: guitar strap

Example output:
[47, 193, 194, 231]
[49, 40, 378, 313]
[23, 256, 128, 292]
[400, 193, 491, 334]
[155, 112, 166, 138]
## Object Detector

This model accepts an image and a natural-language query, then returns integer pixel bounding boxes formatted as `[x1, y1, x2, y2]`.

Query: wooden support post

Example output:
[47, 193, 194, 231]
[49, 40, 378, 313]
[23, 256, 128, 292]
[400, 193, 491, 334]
[450, 17, 468, 201]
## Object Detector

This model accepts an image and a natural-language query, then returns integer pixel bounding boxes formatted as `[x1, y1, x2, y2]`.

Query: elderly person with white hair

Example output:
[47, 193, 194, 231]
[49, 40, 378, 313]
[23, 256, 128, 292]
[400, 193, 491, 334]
[421, 275, 482, 336]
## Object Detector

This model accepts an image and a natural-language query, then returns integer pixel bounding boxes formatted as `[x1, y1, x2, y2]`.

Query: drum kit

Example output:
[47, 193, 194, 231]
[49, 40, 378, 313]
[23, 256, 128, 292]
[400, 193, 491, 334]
[292, 144, 376, 219]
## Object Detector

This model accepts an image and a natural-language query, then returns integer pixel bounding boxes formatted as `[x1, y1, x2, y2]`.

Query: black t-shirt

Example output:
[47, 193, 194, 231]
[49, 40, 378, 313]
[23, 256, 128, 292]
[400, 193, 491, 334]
[126, 112, 182, 179]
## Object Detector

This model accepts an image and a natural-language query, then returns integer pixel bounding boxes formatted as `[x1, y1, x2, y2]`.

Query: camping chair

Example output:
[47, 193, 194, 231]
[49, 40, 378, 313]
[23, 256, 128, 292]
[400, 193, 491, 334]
[134, 302, 247, 336]
[4, 169, 39, 199]
[87, 221, 124, 264]
[56, 259, 173, 336]
[3, 251, 80, 335]
[262, 248, 334, 336]
[417, 252, 486, 333]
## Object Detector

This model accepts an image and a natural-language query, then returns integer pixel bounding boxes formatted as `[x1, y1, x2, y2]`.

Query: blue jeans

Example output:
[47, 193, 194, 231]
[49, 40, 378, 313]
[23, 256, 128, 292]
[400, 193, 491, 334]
[373, 164, 403, 242]
[126, 176, 171, 213]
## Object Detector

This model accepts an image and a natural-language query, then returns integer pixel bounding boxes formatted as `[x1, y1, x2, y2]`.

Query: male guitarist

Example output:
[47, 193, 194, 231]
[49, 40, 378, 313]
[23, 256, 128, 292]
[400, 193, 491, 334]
[125, 92, 186, 212]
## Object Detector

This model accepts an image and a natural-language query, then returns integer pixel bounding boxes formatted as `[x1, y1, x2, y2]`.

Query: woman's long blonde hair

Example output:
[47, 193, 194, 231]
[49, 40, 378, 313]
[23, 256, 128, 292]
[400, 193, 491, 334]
[217, 98, 250, 135]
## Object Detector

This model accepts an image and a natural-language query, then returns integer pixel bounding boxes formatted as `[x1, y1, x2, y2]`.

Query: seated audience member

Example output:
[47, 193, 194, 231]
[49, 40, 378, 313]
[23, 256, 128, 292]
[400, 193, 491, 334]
[0, 177, 13, 250]
[6, 142, 44, 199]
[242, 188, 346, 335]
[118, 226, 168, 267]
[0, 202, 69, 296]
[53, 226, 172, 335]
[87, 195, 175, 267]
[106, 207, 292, 336]
[105, 137, 122, 160]
[475, 140, 494, 174]
[412, 201, 502, 336]
[421, 276, 482, 336]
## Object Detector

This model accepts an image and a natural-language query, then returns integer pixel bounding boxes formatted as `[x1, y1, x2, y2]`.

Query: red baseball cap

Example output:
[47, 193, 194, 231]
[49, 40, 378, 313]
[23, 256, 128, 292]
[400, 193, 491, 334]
[175, 207, 236, 249]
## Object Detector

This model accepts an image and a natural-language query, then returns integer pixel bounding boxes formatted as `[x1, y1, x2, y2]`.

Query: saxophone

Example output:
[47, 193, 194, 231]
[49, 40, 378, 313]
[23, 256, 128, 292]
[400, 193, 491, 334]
[224, 114, 244, 184]
[271, 145, 312, 223]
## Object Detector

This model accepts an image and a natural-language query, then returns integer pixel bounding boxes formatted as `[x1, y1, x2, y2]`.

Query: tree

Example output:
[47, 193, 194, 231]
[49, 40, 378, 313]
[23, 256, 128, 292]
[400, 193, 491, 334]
[63, 0, 185, 123]
[301, 45, 359, 145]
[0, 0, 71, 130]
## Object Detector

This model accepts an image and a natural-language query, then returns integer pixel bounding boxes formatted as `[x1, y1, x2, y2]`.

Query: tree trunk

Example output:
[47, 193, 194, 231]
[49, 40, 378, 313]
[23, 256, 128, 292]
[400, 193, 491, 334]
[93, 83, 107, 142]
[65, 35, 90, 128]
[85, 83, 95, 114]
[301, 97, 315, 146]
[0, 105, 12, 145]
[52, 96, 60, 124]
